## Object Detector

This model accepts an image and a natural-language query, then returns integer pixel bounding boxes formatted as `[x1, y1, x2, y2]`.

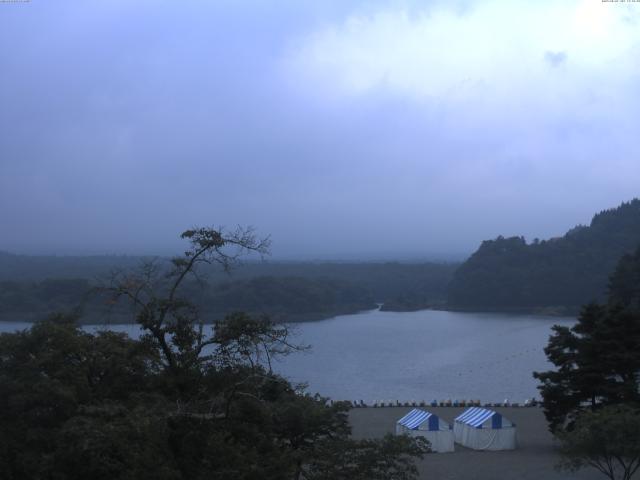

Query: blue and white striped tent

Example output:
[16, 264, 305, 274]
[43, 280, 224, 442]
[453, 407, 516, 450]
[395, 409, 454, 453]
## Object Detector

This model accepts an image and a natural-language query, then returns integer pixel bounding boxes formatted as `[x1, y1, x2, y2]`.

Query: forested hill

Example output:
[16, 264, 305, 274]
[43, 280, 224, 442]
[447, 199, 640, 314]
[0, 256, 457, 323]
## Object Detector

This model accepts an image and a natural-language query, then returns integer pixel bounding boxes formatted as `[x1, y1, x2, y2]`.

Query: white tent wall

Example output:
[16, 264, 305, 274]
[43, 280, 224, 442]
[453, 407, 517, 451]
[454, 423, 517, 451]
[395, 409, 455, 453]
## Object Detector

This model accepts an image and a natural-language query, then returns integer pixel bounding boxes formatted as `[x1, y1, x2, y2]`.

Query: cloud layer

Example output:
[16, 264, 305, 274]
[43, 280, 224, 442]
[0, 1, 639, 258]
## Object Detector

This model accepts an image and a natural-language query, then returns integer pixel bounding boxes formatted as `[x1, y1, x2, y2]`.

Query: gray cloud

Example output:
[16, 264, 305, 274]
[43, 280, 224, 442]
[0, 1, 638, 259]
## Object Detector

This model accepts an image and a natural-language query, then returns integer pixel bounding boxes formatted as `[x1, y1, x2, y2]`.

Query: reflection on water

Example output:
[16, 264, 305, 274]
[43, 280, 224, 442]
[0, 309, 574, 403]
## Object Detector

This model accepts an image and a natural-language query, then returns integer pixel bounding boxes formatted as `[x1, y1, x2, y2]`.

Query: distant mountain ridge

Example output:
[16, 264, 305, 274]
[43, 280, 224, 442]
[0, 252, 147, 282]
[447, 199, 640, 314]
[0, 253, 457, 322]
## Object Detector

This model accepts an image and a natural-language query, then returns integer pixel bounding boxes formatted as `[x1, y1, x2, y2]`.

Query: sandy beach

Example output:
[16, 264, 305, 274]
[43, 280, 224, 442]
[349, 406, 606, 480]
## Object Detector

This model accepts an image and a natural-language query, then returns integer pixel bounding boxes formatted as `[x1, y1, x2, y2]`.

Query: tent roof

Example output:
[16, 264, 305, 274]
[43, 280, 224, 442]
[397, 409, 436, 429]
[455, 407, 498, 427]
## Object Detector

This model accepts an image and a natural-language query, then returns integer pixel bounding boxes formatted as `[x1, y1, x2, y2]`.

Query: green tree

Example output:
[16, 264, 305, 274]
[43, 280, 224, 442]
[0, 313, 165, 479]
[303, 434, 429, 480]
[534, 246, 640, 479]
[557, 404, 640, 480]
[609, 245, 640, 311]
[0, 227, 429, 480]
[534, 244, 640, 432]
[533, 303, 640, 431]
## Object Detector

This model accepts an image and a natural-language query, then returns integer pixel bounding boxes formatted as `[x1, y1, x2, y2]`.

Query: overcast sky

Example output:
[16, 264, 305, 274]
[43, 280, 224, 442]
[1, 0, 639, 259]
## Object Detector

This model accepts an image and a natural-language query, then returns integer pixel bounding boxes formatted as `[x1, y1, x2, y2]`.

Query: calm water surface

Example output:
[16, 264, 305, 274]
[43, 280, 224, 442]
[0, 309, 574, 404]
[276, 309, 575, 404]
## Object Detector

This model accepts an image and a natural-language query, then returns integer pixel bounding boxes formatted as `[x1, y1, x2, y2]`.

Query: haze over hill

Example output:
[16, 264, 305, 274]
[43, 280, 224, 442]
[2, 197, 639, 321]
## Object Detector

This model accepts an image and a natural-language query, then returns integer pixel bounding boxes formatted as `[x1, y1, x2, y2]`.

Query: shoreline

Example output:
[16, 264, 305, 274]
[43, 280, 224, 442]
[0, 305, 377, 326]
[0, 304, 577, 326]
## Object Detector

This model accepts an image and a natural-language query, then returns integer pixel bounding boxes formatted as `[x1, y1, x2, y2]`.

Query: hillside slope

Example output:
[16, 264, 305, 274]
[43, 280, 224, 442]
[447, 199, 640, 313]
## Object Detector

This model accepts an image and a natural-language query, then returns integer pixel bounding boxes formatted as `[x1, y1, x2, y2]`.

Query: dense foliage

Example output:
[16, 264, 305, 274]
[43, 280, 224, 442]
[190, 276, 375, 322]
[0, 227, 428, 479]
[534, 245, 640, 432]
[557, 405, 640, 480]
[448, 199, 640, 313]
[534, 245, 640, 479]
[0, 278, 92, 318]
[0, 276, 375, 324]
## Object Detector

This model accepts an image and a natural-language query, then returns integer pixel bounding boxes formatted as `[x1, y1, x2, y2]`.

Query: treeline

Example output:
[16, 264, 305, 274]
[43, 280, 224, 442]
[0, 276, 374, 324]
[0, 261, 458, 323]
[448, 199, 640, 314]
[192, 276, 376, 322]
[212, 262, 458, 308]
[0, 279, 92, 317]
[4, 199, 640, 319]
[0, 253, 458, 303]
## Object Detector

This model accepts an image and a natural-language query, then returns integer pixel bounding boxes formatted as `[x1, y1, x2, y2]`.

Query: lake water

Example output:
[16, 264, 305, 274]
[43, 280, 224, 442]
[0, 309, 574, 404]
